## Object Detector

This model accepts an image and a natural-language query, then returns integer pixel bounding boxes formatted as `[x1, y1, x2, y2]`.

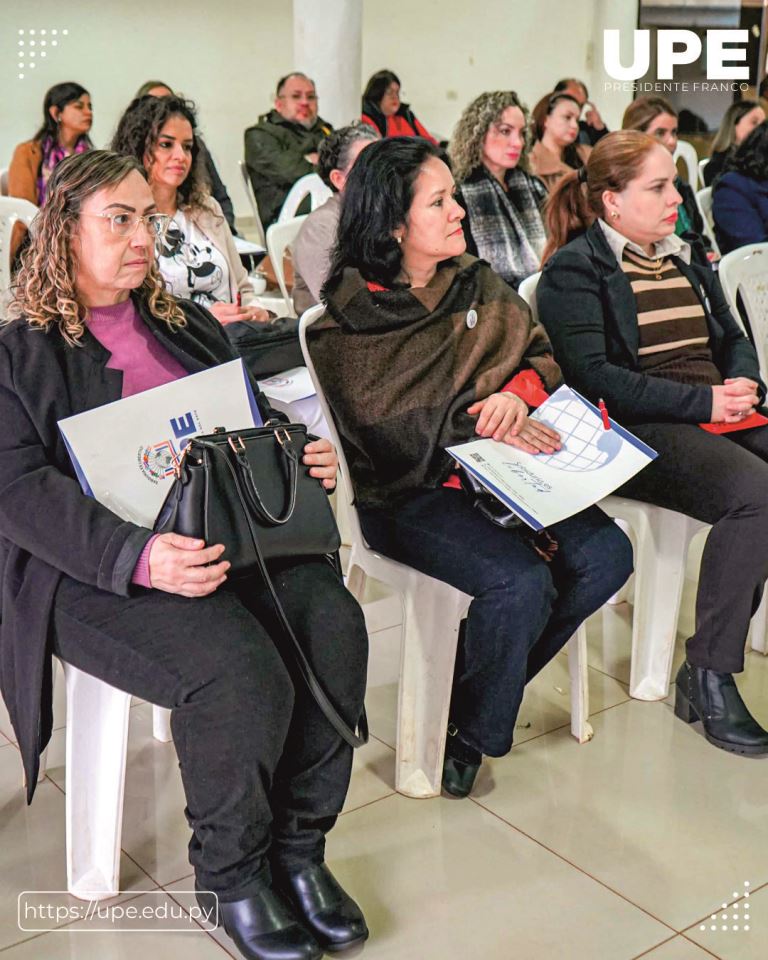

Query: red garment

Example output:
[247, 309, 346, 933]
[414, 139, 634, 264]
[361, 112, 438, 145]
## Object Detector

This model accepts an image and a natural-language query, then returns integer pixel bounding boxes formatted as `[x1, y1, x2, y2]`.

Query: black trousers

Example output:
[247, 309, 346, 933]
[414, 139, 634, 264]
[615, 422, 768, 673]
[51, 557, 368, 902]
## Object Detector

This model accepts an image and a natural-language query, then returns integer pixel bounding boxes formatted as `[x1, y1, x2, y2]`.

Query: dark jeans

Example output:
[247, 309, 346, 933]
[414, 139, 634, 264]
[360, 490, 632, 757]
[615, 422, 768, 673]
[51, 557, 368, 902]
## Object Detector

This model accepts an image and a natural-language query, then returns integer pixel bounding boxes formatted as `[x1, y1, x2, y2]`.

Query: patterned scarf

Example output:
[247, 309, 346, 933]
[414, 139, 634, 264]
[37, 136, 90, 205]
[459, 166, 547, 288]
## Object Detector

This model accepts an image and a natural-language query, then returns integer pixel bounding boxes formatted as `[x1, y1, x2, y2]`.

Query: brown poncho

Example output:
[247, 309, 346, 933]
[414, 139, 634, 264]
[310, 254, 562, 509]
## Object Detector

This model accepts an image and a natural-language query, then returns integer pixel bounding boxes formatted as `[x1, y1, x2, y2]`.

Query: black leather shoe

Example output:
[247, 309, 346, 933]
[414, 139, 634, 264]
[196, 887, 322, 960]
[276, 863, 368, 953]
[441, 724, 482, 798]
[674, 661, 768, 756]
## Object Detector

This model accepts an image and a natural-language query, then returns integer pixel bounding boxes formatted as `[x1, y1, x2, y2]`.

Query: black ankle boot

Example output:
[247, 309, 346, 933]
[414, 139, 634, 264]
[674, 661, 768, 756]
[275, 863, 368, 953]
[442, 724, 482, 798]
[196, 887, 322, 960]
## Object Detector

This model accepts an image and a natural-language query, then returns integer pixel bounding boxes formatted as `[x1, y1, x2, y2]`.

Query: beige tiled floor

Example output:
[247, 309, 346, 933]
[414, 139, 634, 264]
[1, 572, 766, 960]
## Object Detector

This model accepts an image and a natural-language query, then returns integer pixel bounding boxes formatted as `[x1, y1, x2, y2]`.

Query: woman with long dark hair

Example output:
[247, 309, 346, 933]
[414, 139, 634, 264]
[538, 131, 768, 756]
[528, 92, 591, 191]
[311, 136, 632, 799]
[704, 99, 765, 187]
[361, 69, 437, 143]
[712, 120, 768, 253]
[7, 81, 93, 259]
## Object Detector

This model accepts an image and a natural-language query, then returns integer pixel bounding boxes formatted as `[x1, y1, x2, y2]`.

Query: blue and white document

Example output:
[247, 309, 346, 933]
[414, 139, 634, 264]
[446, 385, 657, 530]
[59, 359, 261, 527]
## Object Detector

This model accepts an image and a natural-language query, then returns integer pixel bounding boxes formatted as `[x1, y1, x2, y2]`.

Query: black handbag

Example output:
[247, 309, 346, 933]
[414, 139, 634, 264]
[225, 317, 304, 379]
[155, 422, 368, 748]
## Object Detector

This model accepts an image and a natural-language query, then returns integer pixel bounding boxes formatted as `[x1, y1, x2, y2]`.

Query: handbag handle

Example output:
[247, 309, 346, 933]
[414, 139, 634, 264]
[231, 429, 298, 526]
[198, 436, 368, 750]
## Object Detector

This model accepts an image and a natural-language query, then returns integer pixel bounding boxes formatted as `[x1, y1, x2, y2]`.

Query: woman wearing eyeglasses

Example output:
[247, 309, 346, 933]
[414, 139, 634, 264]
[1, 150, 368, 960]
[112, 95, 268, 326]
[451, 91, 548, 290]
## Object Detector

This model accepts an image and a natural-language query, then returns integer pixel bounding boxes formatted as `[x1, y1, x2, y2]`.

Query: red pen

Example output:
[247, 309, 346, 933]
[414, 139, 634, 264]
[598, 398, 611, 430]
[236, 292, 242, 307]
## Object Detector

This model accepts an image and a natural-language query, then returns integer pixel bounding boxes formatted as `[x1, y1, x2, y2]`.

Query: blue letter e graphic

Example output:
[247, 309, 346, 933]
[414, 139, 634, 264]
[170, 411, 196, 440]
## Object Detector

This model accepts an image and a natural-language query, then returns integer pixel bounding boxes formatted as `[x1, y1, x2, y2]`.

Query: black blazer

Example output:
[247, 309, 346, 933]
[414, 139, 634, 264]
[0, 295, 280, 800]
[537, 221, 764, 424]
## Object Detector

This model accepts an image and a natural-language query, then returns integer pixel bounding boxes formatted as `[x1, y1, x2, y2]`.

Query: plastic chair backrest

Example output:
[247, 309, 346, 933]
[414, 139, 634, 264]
[673, 139, 699, 189]
[698, 158, 709, 183]
[718, 243, 768, 375]
[238, 159, 266, 246]
[298, 304, 367, 548]
[694, 186, 720, 256]
[517, 271, 541, 322]
[0, 196, 38, 291]
[278, 174, 332, 224]
[265, 215, 307, 318]
[0, 169, 8, 197]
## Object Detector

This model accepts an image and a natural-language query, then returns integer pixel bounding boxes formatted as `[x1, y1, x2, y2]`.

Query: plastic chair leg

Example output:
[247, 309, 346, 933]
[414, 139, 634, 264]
[395, 575, 468, 799]
[62, 664, 131, 900]
[152, 705, 173, 743]
[628, 509, 692, 700]
[567, 625, 593, 743]
[749, 591, 768, 655]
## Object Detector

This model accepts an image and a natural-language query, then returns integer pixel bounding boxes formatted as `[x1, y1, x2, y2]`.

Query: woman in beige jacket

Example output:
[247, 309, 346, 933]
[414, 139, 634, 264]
[112, 95, 268, 324]
[528, 91, 591, 192]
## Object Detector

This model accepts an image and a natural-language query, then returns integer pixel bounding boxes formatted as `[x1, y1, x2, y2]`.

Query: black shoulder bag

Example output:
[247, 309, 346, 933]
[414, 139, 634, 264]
[155, 422, 368, 748]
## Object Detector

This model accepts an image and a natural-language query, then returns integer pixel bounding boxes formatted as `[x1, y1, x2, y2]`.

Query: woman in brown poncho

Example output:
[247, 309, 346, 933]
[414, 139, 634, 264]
[310, 137, 633, 798]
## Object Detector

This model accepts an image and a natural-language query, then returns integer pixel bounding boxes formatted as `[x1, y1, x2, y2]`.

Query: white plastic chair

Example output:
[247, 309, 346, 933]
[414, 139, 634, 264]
[0, 196, 37, 291]
[238, 159, 266, 246]
[520, 270, 768, 696]
[694, 186, 720, 257]
[277, 174, 331, 224]
[718, 243, 768, 378]
[0, 168, 9, 197]
[299, 304, 593, 798]
[35, 663, 172, 900]
[674, 139, 700, 189]
[265, 215, 307, 318]
[698, 158, 709, 184]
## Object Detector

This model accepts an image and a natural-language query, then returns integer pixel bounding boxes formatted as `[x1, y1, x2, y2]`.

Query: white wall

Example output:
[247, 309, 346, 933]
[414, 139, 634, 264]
[0, 0, 638, 218]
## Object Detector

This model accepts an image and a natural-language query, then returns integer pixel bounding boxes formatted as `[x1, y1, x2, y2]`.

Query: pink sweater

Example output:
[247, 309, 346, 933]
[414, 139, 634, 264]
[87, 299, 188, 588]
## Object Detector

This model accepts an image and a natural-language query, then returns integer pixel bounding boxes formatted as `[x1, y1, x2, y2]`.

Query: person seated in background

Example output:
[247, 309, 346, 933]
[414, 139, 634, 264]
[112, 96, 267, 326]
[360, 70, 437, 144]
[309, 136, 632, 800]
[553, 77, 608, 146]
[292, 123, 379, 316]
[622, 96, 714, 263]
[712, 121, 768, 254]
[528, 92, 591, 191]
[8, 81, 93, 260]
[538, 131, 768, 758]
[136, 79, 239, 235]
[703, 100, 765, 187]
[451, 90, 547, 290]
[2, 149, 367, 960]
[244, 73, 333, 228]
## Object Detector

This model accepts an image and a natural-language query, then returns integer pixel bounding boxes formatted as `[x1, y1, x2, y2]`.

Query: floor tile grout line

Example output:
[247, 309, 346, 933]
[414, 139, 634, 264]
[340, 791, 397, 818]
[627, 934, 678, 960]
[469, 798, 680, 936]
[676, 932, 726, 960]
[506, 693, 635, 750]
[629, 932, 722, 960]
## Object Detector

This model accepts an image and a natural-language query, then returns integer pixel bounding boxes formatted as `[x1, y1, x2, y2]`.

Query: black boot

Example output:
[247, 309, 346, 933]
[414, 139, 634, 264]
[441, 723, 482, 798]
[674, 661, 768, 756]
[196, 887, 322, 960]
[275, 863, 368, 953]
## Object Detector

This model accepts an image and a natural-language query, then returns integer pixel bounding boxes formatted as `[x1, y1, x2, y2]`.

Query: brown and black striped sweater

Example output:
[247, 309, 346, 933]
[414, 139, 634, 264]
[621, 247, 722, 387]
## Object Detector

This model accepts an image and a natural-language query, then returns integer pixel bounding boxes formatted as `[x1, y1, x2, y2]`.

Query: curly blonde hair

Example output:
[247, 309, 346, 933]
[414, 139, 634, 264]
[8, 150, 185, 345]
[450, 91, 531, 182]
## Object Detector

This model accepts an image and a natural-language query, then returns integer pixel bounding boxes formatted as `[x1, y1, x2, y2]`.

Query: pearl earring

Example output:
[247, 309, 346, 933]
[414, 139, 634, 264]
[610, 211, 619, 220]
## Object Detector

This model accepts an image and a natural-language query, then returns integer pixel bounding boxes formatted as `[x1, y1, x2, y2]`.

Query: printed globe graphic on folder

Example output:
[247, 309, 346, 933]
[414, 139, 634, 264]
[534, 393, 624, 472]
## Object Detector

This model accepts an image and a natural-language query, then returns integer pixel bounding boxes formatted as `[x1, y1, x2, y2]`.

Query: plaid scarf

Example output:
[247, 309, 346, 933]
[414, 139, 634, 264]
[37, 136, 90, 205]
[459, 166, 547, 288]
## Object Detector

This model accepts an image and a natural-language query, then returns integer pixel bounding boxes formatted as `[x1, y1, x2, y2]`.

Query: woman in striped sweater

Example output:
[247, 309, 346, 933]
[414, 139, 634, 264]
[538, 131, 768, 756]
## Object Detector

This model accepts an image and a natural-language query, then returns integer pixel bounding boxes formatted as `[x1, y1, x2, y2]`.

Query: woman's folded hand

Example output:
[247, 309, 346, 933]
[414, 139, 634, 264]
[468, 392, 561, 453]
[303, 437, 338, 490]
[209, 302, 271, 325]
[148, 533, 230, 597]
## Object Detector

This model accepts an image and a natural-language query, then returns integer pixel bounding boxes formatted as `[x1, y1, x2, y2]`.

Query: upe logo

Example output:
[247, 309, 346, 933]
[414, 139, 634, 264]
[137, 410, 200, 484]
[604, 29, 749, 81]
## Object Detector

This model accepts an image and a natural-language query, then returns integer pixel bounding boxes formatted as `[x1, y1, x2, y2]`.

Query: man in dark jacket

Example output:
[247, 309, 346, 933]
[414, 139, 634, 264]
[244, 73, 333, 228]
